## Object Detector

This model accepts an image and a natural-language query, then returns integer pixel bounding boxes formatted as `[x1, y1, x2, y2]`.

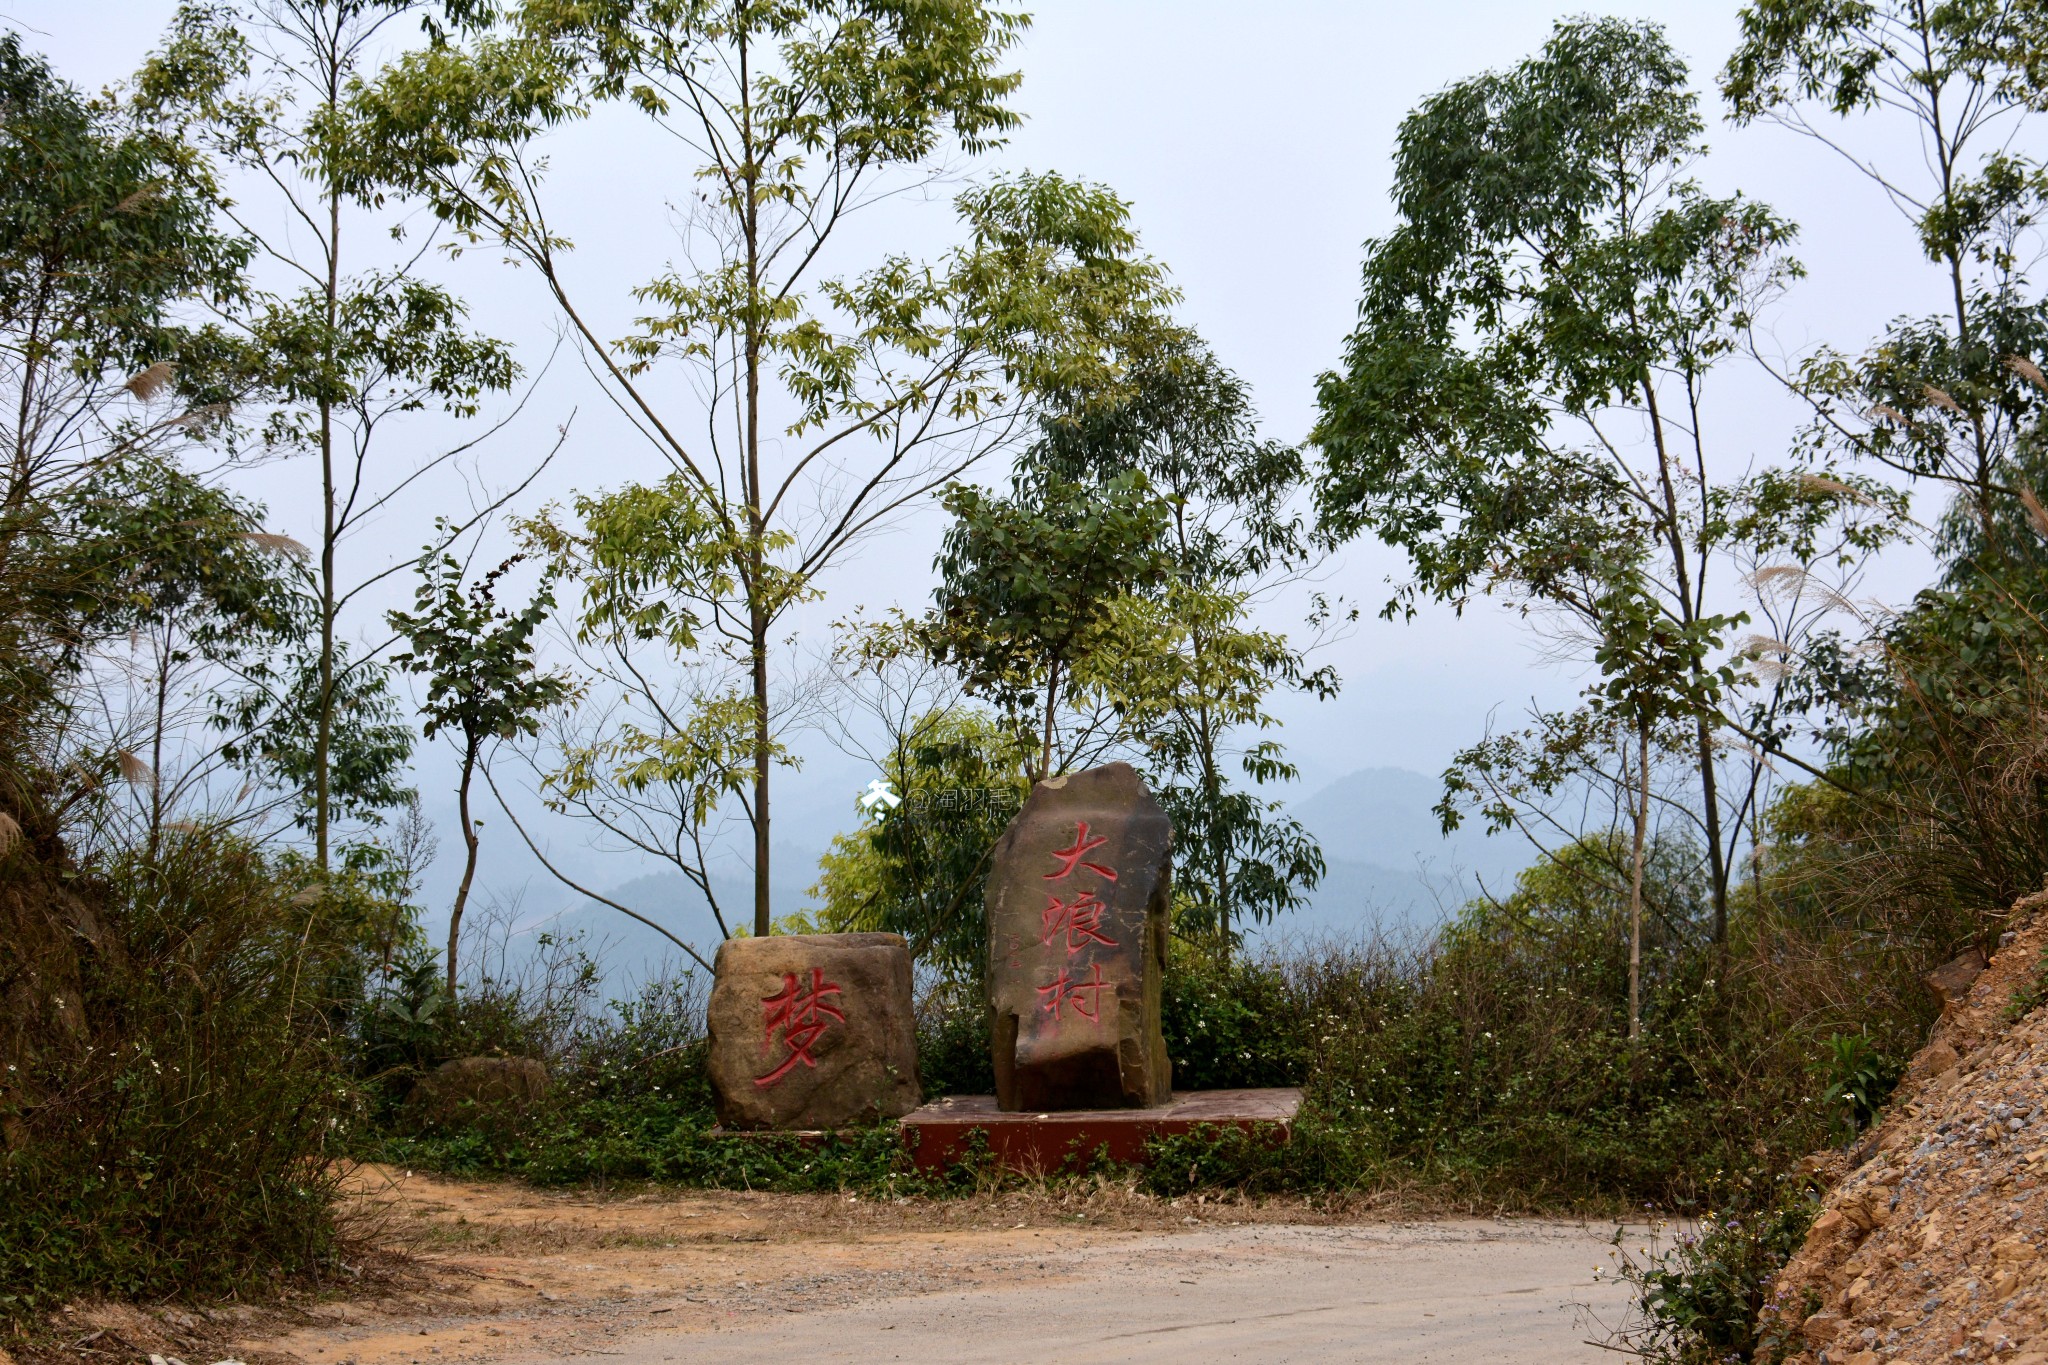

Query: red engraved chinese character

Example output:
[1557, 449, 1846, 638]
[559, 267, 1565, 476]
[1035, 962, 1113, 1023]
[754, 967, 845, 1088]
[1044, 820, 1117, 882]
[1040, 888, 1117, 955]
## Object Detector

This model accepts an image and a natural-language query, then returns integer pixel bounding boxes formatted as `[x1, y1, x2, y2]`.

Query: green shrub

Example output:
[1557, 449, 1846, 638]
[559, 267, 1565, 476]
[907, 945, 1318, 1102]
[380, 1094, 958, 1192]
[363, 849, 1929, 1222]
[1602, 1175, 1821, 1364]
[1162, 947, 1310, 1090]
[0, 831, 358, 1319]
[1141, 1116, 1387, 1195]
[2006, 943, 2048, 1021]
[1818, 1031, 1903, 1137]
[916, 975, 994, 1097]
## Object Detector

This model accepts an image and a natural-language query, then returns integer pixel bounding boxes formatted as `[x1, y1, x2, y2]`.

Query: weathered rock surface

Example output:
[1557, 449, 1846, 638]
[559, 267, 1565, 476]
[1762, 892, 2048, 1364]
[986, 762, 1171, 1112]
[1925, 945, 1990, 1010]
[706, 932, 919, 1131]
[405, 1055, 549, 1128]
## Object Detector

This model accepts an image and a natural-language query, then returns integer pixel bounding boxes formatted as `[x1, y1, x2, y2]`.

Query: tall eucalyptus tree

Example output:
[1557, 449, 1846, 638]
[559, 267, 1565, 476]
[367, 0, 1177, 935]
[138, 1, 527, 867]
[1313, 18, 1899, 946]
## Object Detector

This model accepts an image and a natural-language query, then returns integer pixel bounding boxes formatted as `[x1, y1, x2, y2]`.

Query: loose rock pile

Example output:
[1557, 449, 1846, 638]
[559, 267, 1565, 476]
[1765, 891, 2048, 1364]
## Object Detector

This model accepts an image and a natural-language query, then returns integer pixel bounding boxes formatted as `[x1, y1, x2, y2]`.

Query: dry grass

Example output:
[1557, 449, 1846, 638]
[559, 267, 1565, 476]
[344, 1161, 1484, 1254]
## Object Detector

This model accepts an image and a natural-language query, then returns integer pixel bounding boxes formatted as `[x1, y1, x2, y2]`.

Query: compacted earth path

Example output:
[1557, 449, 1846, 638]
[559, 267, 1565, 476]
[584, 1220, 1629, 1363]
[154, 1167, 1630, 1365]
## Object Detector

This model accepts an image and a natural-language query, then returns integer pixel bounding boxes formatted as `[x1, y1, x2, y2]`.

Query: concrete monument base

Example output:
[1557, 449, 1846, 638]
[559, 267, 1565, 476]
[901, 1087, 1302, 1173]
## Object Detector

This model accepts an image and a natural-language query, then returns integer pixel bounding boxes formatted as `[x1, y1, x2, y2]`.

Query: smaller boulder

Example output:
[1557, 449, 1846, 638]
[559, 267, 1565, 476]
[405, 1056, 548, 1129]
[707, 932, 919, 1131]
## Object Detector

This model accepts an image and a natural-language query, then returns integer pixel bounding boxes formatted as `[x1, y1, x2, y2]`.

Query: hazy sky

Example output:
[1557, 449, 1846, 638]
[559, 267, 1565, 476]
[4, 1, 1970, 918]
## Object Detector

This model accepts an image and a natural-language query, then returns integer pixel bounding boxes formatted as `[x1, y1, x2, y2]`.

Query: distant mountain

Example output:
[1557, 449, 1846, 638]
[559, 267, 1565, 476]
[760, 760, 872, 861]
[501, 765, 1535, 978]
[505, 859, 815, 987]
[1287, 766, 1526, 883]
[1256, 767, 1533, 940]
[1246, 856, 1447, 945]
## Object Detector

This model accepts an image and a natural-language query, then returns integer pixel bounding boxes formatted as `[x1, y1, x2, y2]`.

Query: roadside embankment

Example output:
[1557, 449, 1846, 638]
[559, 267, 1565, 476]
[1765, 892, 2048, 1364]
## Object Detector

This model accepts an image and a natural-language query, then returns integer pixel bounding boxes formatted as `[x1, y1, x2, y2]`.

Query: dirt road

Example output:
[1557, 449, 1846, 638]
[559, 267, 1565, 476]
[584, 1220, 1629, 1364]
[218, 1169, 1633, 1365]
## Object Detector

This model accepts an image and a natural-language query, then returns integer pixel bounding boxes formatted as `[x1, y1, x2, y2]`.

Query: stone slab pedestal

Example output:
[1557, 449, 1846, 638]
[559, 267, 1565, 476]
[902, 1087, 1302, 1173]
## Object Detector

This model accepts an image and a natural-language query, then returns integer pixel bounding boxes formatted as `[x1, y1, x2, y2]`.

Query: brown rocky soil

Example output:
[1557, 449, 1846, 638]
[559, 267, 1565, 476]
[1765, 891, 2048, 1364]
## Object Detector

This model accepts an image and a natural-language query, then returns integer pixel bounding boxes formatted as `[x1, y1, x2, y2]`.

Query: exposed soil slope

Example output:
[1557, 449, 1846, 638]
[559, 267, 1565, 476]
[1766, 892, 2048, 1364]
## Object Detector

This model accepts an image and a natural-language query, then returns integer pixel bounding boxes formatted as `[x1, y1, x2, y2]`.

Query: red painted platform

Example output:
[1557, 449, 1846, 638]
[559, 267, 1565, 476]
[901, 1087, 1302, 1172]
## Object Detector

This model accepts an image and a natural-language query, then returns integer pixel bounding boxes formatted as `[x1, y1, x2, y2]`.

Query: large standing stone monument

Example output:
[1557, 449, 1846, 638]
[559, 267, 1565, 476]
[986, 762, 1172, 1111]
[706, 931, 920, 1130]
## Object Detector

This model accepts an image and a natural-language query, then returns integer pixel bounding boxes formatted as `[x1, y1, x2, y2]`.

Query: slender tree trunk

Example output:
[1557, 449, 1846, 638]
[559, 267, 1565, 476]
[1695, 715, 1730, 945]
[148, 625, 170, 861]
[739, 29, 772, 939]
[1199, 708, 1228, 957]
[1920, 47, 1996, 545]
[1639, 376, 1731, 943]
[751, 601, 771, 937]
[316, 409, 336, 872]
[1039, 658, 1061, 783]
[314, 46, 343, 876]
[448, 750, 480, 1003]
[11, 293, 46, 510]
[1628, 722, 1649, 1044]
[1186, 599, 1230, 957]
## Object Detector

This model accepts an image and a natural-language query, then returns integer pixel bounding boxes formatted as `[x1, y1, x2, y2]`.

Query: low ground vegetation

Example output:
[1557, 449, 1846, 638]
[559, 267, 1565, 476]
[1752, 900, 2048, 1365]
[362, 885, 1934, 1218]
[0, 793, 1965, 1351]
[0, 833, 367, 1318]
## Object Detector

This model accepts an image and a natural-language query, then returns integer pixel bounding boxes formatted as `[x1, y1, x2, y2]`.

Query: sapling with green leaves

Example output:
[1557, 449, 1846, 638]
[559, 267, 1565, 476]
[1108, 582, 1331, 950]
[362, 0, 1177, 933]
[1313, 17, 1901, 949]
[389, 539, 575, 1001]
[0, 30, 249, 815]
[1587, 573, 1736, 1040]
[137, 2, 533, 871]
[807, 690, 1033, 973]
[73, 458, 315, 854]
[520, 475, 785, 944]
[0, 33, 415, 851]
[928, 469, 1172, 783]
[1727, 0, 2048, 559]
[1026, 335, 1342, 949]
[1717, 0, 2048, 916]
